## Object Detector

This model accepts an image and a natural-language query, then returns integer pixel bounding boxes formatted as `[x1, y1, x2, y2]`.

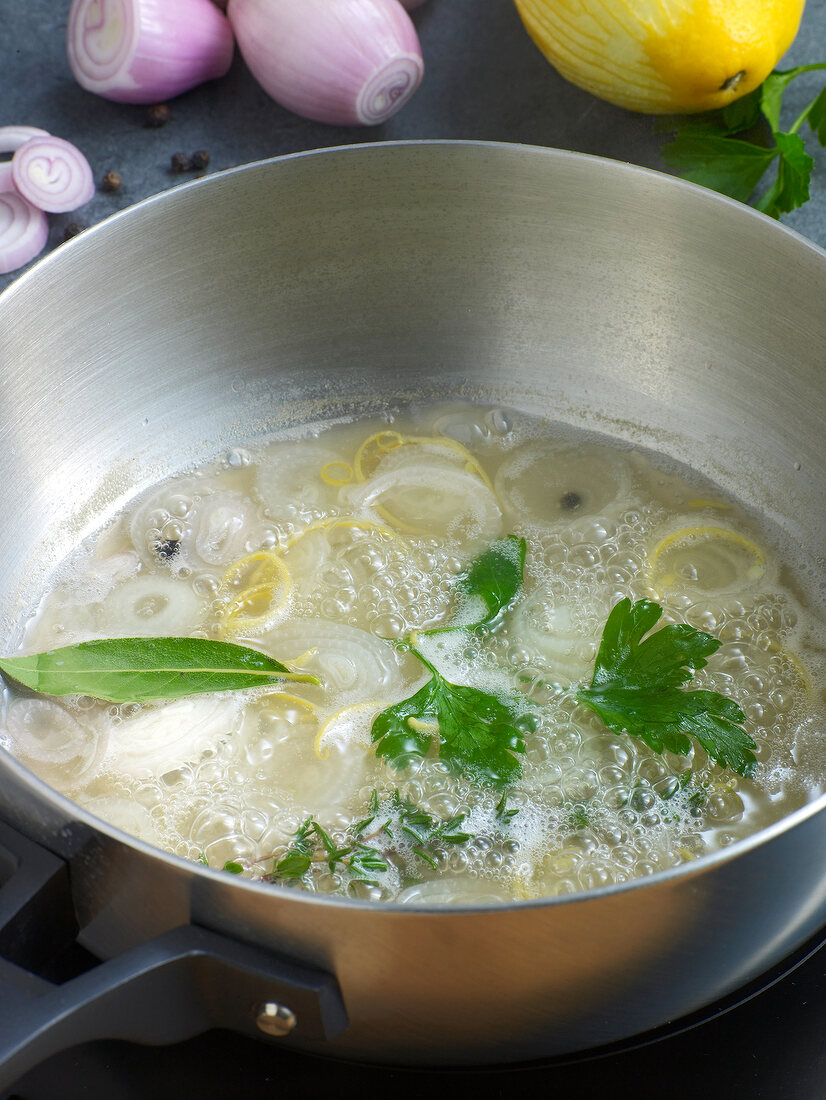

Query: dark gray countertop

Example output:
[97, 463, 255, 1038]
[2, 0, 826, 296]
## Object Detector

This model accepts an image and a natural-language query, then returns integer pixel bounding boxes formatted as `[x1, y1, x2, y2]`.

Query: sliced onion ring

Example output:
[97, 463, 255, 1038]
[266, 619, 411, 705]
[106, 695, 244, 779]
[11, 135, 95, 214]
[346, 463, 503, 541]
[0, 190, 49, 275]
[0, 125, 51, 154]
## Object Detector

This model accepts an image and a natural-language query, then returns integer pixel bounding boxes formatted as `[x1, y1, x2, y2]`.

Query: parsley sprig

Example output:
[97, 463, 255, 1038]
[371, 647, 531, 785]
[372, 536, 532, 787]
[661, 64, 826, 218]
[372, 542, 757, 787]
[576, 598, 757, 776]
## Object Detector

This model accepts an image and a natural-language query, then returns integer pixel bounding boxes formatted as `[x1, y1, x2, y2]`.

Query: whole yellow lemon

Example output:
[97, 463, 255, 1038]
[512, 0, 806, 113]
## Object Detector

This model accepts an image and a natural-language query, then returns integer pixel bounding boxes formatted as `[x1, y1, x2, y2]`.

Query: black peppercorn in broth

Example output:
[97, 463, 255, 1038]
[2, 404, 824, 905]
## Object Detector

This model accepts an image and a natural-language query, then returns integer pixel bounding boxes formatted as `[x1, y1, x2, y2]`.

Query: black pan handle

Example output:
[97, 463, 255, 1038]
[0, 820, 347, 1091]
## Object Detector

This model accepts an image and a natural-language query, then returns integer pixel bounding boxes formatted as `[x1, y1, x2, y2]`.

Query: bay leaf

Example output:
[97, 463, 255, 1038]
[0, 636, 318, 704]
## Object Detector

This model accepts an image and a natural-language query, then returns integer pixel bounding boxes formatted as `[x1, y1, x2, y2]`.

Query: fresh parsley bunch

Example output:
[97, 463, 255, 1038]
[661, 64, 826, 218]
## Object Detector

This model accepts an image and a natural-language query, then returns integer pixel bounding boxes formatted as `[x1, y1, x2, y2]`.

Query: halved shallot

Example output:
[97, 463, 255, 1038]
[226, 0, 424, 126]
[67, 0, 235, 104]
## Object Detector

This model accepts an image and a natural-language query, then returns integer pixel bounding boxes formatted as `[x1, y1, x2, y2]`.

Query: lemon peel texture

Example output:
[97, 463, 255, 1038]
[512, 0, 806, 114]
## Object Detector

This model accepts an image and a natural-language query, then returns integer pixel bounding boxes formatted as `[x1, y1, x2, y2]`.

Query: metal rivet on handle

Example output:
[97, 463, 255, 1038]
[255, 1001, 298, 1038]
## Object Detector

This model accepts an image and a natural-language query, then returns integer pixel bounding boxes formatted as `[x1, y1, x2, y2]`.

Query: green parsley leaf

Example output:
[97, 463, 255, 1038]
[719, 88, 763, 134]
[759, 68, 805, 132]
[0, 636, 318, 704]
[660, 63, 826, 218]
[808, 85, 826, 144]
[454, 534, 526, 628]
[374, 535, 531, 785]
[660, 133, 776, 203]
[657, 89, 763, 138]
[424, 534, 526, 635]
[223, 861, 244, 874]
[577, 598, 756, 776]
[755, 131, 814, 218]
[371, 654, 528, 786]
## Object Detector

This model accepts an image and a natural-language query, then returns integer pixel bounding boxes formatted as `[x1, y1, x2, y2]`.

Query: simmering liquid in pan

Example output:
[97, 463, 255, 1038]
[2, 403, 824, 904]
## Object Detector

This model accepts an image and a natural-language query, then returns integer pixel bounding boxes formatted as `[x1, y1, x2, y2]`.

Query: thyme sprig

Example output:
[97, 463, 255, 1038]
[268, 789, 473, 886]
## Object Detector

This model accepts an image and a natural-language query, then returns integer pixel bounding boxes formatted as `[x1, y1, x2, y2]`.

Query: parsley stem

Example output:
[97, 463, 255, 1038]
[785, 64, 826, 133]
[407, 645, 440, 678]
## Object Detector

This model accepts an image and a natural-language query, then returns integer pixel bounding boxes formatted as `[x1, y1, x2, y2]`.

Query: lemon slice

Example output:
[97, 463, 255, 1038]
[647, 525, 766, 597]
[279, 516, 403, 585]
[219, 551, 291, 635]
[320, 461, 354, 487]
[282, 516, 400, 549]
[243, 692, 386, 814]
[314, 700, 390, 759]
[240, 691, 317, 744]
[353, 430, 407, 481]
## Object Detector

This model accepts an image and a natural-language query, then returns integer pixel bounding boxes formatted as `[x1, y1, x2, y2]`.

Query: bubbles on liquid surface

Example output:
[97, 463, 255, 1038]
[2, 403, 824, 903]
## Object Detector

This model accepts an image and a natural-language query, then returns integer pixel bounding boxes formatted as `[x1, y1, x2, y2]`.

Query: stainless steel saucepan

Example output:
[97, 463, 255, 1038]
[0, 141, 825, 1080]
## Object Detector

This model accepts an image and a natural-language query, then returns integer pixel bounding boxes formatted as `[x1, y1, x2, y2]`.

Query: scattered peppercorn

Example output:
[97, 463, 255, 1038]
[63, 222, 87, 241]
[101, 170, 122, 192]
[146, 103, 171, 128]
[560, 490, 583, 511]
[154, 539, 180, 561]
[170, 152, 192, 173]
[190, 150, 211, 170]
